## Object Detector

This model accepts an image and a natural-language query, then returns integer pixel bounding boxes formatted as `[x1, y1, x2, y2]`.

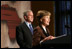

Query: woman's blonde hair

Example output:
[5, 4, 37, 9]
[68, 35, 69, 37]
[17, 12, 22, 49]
[37, 10, 51, 21]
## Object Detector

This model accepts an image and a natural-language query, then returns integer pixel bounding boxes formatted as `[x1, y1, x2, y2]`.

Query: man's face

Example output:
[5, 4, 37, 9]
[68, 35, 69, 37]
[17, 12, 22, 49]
[25, 11, 34, 23]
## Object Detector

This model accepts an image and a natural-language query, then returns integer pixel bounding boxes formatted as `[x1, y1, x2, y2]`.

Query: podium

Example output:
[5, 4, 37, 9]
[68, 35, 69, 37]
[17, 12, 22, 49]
[41, 35, 71, 48]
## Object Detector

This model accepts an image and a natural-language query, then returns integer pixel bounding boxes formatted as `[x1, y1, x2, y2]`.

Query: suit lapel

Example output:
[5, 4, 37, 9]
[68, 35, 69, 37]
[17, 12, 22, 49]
[46, 28, 50, 36]
[39, 25, 49, 37]
[22, 22, 32, 36]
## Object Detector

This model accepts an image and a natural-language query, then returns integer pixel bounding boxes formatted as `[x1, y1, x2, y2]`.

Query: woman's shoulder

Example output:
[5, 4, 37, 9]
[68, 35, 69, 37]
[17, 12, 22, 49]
[33, 26, 42, 33]
[34, 26, 41, 30]
[33, 26, 42, 36]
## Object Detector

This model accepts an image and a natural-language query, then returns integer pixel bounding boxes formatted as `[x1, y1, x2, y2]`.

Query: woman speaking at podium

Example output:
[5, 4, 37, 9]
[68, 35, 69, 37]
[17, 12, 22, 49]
[32, 10, 55, 47]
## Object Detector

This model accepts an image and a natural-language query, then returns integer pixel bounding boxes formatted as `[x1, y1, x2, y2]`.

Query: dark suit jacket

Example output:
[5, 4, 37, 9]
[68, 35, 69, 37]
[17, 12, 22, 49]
[32, 25, 50, 47]
[16, 22, 33, 48]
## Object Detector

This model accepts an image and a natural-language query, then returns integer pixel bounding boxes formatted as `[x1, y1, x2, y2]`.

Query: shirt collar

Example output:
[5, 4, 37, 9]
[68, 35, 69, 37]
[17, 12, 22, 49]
[25, 21, 32, 28]
[42, 26, 47, 33]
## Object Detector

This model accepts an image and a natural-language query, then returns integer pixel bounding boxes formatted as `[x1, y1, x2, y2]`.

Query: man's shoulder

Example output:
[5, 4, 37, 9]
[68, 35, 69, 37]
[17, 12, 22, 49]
[16, 22, 25, 27]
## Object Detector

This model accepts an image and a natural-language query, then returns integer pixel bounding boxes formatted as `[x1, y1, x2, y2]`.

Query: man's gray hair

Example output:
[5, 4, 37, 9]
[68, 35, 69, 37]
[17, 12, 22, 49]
[23, 10, 33, 17]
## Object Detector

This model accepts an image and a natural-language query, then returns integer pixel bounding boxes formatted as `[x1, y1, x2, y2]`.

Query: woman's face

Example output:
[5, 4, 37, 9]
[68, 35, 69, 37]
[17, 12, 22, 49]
[40, 16, 50, 26]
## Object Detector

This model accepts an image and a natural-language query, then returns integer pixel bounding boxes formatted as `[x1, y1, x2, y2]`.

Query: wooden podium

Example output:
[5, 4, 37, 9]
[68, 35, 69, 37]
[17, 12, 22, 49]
[1, 4, 21, 39]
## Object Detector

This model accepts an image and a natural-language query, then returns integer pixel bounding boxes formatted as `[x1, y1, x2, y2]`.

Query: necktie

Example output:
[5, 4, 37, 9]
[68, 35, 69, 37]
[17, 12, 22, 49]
[29, 24, 33, 35]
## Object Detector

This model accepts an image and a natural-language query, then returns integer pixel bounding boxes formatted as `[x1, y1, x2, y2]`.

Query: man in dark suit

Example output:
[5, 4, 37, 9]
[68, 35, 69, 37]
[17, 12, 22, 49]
[16, 10, 34, 48]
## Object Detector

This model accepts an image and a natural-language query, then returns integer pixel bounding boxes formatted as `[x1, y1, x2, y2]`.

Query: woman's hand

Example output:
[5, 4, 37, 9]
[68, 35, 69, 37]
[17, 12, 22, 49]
[50, 36, 56, 40]
[42, 36, 56, 42]
[45, 36, 54, 40]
